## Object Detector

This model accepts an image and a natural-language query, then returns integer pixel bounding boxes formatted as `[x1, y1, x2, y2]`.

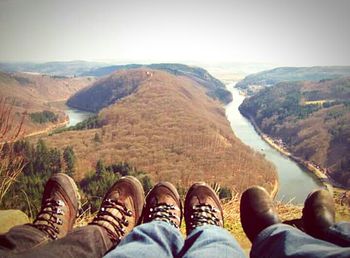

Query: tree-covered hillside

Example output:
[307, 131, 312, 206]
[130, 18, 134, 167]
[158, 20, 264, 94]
[81, 63, 232, 104]
[49, 69, 277, 194]
[239, 77, 350, 187]
[68, 66, 231, 112]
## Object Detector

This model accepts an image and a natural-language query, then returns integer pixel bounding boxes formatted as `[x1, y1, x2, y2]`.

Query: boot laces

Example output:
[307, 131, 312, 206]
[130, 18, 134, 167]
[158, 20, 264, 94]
[90, 198, 132, 243]
[189, 204, 221, 229]
[33, 198, 65, 239]
[148, 203, 180, 228]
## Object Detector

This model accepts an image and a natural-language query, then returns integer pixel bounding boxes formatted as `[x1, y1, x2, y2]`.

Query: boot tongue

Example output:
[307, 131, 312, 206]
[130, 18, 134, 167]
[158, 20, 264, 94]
[36, 206, 54, 226]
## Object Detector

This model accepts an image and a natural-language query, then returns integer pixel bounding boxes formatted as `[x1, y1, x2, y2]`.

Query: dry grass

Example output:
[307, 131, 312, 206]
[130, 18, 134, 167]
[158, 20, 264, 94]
[223, 198, 303, 250]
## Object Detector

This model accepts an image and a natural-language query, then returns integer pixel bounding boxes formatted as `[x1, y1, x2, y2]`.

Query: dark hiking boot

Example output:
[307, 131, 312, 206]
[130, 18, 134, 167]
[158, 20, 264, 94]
[240, 186, 280, 242]
[302, 189, 335, 239]
[184, 182, 224, 234]
[90, 176, 145, 245]
[33, 173, 80, 240]
[142, 182, 182, 228]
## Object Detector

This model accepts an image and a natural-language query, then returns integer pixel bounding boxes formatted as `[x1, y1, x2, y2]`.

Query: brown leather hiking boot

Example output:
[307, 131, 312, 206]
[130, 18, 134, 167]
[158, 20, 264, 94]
[32, 173, 80, 240]
[302, 189, 335, 239]
[90, 176, 145, 245]
[184, 182, 224, 234]
[240, 186, 280, 243]
[142, 182, 182, 228]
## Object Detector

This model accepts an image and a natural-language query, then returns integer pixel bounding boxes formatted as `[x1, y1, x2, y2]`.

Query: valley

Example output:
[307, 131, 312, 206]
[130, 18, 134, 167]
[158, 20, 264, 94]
[41, 68, 277, 192]
[0, 71, 94, 141]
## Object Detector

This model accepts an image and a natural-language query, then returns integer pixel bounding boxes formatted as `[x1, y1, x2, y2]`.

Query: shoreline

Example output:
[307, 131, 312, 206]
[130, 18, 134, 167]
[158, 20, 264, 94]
[241, 111, 333, 191]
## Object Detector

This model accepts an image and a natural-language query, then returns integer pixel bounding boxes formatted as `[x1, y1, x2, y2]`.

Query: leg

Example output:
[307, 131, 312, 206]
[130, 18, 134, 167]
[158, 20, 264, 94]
[4, 176, 145, 257]
[7, 225, 111, 258]
[325, 222, 350, 247]
[303, 190, 350, 247]
[106, 181, 183, 258]
[252, 223, 350, 258]
[0, 173, 80, 255]
[180, 225, 245, 258]
[105, 221, 184, 258]
[0, 225, 50, 253]
[181, 183, 245, 258]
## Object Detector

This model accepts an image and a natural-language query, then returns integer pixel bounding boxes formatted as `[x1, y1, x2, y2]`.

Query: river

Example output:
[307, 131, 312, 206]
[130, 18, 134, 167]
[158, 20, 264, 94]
[63, 86, 322, 204]
[225, 82, 322, 204]
[64, 107, 94, 127]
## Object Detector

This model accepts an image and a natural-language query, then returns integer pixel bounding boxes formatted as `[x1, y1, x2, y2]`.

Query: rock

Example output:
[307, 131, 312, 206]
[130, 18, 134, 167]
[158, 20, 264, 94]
[0, 209, 29, 234]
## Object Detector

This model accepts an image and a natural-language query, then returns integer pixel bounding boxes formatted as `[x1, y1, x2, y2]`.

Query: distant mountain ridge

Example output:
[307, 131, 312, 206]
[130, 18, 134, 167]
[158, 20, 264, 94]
[0, 62, 231, 104]
[0, 61, 106, 77]
[236, 66, 350, 94]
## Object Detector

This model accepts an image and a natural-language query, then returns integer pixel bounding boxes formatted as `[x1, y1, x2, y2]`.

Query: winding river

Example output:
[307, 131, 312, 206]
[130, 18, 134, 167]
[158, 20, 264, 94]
[63, 84, 322, 204]
[225, 82, 322, 204]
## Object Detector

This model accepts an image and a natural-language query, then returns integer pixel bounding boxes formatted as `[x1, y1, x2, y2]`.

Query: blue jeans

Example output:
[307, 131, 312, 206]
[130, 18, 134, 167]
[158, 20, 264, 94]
[252, 223, 350, 258]
[105, 221, 350, 258]
[104, 221, 246, 258]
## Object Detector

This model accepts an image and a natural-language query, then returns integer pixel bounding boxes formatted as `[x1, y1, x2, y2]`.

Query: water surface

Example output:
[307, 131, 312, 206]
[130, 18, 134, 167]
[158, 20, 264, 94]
[225, 83, 322, 204]
[64, 107, 94, 127]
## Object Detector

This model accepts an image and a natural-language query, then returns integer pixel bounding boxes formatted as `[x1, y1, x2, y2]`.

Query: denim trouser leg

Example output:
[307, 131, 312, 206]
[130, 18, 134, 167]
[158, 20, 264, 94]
[104, 221, 184, 258]
[325, 222, 350, 247]
[179, 225, 246, 258]
[251, 223, 350, 258]
[105, 222, 246, 258]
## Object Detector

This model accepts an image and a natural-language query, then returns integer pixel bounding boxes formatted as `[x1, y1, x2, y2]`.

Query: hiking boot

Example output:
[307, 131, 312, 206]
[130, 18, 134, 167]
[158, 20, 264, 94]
[302, 189, 335, 239]
[90, 176, 145, 245]
[184, 182, 224, 234]
[240, 186, 280, 242]
[142, 182, 182, 228]
[32, 173, 80, 240]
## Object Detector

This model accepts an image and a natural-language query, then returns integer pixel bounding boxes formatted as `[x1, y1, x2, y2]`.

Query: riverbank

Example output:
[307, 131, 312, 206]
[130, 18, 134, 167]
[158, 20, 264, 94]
[241, 111, 333, 192]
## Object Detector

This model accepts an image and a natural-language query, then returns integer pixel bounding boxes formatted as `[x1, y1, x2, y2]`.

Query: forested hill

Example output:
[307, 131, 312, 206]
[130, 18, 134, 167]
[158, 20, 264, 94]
[0, 71, 92, 140]
[47, 69, 277, 194]
[68, 65, 231, 112]
[239, 77, 350, 187]
[81, 63, 232, 104]
[236, 66, 350, 94]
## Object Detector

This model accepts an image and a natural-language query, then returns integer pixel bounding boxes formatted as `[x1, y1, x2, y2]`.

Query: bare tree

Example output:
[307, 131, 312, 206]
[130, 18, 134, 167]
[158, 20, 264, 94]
[0, 98, 25, 205]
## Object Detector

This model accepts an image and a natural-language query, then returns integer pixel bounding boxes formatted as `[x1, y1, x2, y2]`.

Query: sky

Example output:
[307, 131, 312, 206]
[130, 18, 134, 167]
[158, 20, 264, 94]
[0, 0, 349, 66]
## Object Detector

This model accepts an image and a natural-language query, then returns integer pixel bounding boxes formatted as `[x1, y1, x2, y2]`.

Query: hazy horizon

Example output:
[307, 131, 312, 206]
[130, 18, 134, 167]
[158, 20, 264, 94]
[1, 0, 349, 66]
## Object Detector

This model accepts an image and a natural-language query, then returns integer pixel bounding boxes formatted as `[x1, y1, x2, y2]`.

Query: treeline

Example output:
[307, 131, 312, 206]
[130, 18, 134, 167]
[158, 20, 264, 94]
[30, 110, 58, 124]
[80, 161, 152, 212]
[50, 115, 101, 135]
[1, 140, 77, 215]
[1, 139, 153, 217]
[240, 84, 323, 127]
